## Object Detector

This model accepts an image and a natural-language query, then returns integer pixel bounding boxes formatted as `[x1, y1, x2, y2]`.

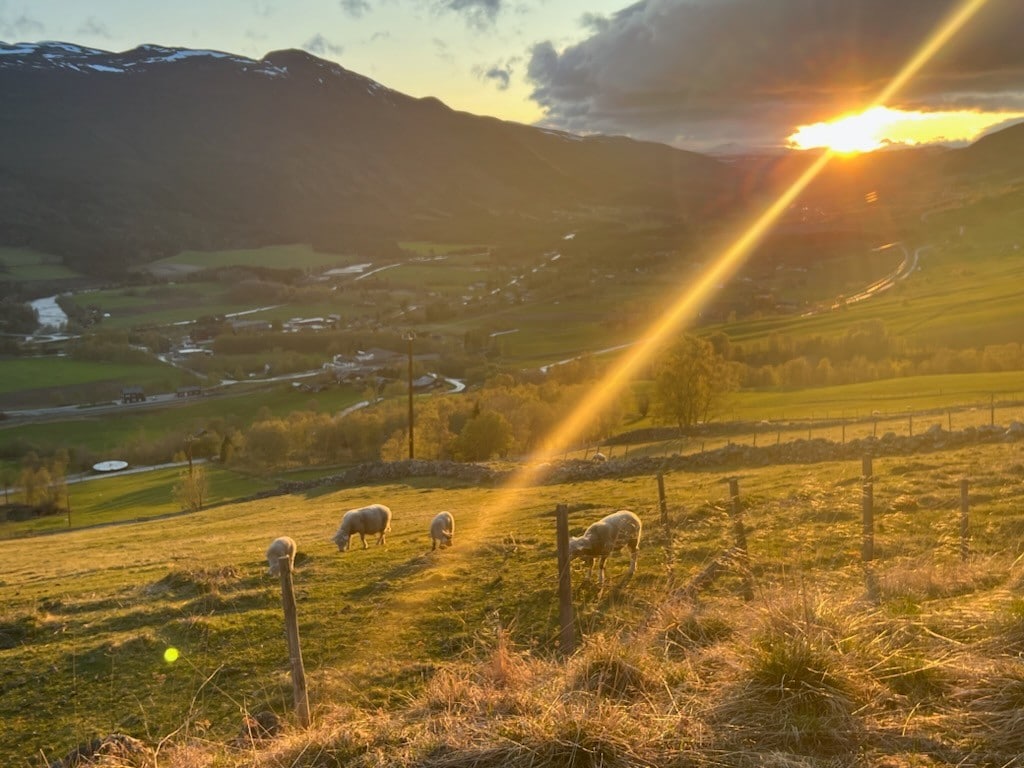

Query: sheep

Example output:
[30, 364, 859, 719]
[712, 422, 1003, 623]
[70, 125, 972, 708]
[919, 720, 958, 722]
[429, 511, 455, 550]
[569, 509, 641, 586]
[332, 503, 393, 551]
[592, 451, 607, 462]
[266, 536, 297, 576]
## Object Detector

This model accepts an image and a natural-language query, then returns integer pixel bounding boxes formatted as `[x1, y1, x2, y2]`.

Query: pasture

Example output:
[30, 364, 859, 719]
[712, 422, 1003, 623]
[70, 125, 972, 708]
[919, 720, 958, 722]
[0, 247, 81, 281]
[1, 464, 276, 538]
[144, 245, 353, 276]
[3, 437, 1024, 766]
[0, 382, 365, 469]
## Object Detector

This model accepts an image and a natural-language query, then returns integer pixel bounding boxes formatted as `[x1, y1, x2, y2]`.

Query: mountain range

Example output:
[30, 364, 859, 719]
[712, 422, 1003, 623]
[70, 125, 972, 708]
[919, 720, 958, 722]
[0, 41, 733, 277]
[2, 41, 1021, 279]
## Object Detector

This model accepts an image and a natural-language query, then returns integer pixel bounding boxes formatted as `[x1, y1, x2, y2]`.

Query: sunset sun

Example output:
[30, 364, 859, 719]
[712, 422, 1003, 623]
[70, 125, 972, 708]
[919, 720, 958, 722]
[788, 105, 1024, 153]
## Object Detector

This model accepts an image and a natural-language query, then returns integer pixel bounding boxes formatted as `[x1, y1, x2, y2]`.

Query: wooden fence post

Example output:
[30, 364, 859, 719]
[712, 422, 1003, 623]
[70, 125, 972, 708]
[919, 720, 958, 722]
[278, 556, 310, 728]
[960, 478, 970, 562]
[727, 478, 754, 601]
[555, 504, 575, 656]
[657, 473, 669, 531]
[861, 456, 874, 563]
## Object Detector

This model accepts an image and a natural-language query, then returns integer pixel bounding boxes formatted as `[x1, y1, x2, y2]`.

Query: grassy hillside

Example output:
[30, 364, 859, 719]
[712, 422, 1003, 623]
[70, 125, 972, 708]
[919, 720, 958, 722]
[3, 437, 1024, 766]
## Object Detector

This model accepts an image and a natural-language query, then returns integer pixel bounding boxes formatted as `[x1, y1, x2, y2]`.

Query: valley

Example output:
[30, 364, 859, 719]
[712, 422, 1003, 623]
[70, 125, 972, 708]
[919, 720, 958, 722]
[2, 31, 1024, 768]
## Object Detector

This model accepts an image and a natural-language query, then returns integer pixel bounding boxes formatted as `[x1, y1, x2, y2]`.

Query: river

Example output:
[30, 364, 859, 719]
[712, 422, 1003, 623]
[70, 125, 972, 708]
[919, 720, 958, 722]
[30, 295, 69, 332]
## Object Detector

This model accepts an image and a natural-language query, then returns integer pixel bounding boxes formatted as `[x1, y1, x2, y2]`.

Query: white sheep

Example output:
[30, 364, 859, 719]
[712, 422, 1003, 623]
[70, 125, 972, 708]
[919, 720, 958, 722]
[266, 536, 297, 576]
[429, 511, 455, 550]
[592, 451, 607, 462]
[332, 503, 393, 551]
[569, 509, 641, 586]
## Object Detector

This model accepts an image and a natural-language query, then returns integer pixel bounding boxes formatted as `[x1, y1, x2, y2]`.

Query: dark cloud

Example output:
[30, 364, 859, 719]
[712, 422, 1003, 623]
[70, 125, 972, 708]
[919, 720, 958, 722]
[481, 64, 511, 90]
[434, 0, 503, 30]
[578, 12, 610, 34]
[526, 0, 1024, 151]
[303, 34, 345, 57]
[0, 11, 44, 39]
[340, 0, 371, 18]
[77, 17, 111, 39]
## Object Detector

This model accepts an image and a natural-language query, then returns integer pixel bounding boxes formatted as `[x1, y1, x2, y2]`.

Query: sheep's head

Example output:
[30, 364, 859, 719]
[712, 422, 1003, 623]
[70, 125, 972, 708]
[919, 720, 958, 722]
[569, 536, 592, 559]
[440, 533, 453, 548]
[333, 532, 350, 551]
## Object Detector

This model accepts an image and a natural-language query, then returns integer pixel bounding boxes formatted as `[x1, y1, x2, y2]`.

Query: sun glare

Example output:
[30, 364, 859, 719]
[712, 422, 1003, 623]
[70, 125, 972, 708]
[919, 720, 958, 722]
[788, 104, 1024, 153]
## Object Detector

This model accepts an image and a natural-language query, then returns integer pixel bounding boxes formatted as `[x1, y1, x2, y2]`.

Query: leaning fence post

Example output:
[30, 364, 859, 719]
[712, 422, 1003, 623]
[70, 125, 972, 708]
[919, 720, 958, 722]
[657, 472, 669, 530]
[862, 456, 874, 563]
[727, 478, 754, 601]
[555, 504, 575, 656]
[278, 555, 311, 728]
[960, 478, 970, 562]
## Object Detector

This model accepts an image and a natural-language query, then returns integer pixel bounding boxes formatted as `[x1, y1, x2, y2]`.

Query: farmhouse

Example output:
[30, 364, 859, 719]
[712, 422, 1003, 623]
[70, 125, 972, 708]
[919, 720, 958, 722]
[121, 385, 145, 403]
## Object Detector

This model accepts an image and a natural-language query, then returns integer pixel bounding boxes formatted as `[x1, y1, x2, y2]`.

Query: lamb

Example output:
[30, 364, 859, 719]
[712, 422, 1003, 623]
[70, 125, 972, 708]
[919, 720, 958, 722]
[332, 503, 393, 551]
[266, 536, 297, 576]
[568, 509, 641, 586]
[429, 511, 455, 551]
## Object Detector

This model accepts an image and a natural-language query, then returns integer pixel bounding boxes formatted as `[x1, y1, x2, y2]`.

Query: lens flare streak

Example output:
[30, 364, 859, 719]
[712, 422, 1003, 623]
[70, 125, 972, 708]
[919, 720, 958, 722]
[495, 0, 992, 507]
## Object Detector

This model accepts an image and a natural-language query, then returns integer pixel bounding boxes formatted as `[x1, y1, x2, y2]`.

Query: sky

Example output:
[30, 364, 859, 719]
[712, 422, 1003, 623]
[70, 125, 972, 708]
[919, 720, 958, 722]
[4, 0, 1024, 153]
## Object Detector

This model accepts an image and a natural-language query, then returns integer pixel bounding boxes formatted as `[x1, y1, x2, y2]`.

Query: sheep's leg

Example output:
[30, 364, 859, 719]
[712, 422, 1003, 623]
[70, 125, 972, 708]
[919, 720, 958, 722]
[359, 532, 368, 549]
[598, 556, 607, 587]
[585, 558, 594, 582]
[628, 547, 638, 575]
[432, 538, 437, 551]
[377, 531, 386, 545]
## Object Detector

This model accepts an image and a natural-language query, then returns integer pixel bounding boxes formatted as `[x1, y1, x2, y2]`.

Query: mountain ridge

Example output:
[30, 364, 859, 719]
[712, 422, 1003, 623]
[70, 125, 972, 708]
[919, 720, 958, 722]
[0, 41, 731, 277]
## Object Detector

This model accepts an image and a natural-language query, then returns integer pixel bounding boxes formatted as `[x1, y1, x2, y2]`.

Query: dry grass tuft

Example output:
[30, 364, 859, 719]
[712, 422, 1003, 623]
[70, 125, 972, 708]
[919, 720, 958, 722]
[568, 635, 655, 702]
[146, 566, 242, 598]
[874, 555, 1003, 604]
[953, 660, 1024, 760]
[654, 602, 734, 659]
[709, 598, 868, 755]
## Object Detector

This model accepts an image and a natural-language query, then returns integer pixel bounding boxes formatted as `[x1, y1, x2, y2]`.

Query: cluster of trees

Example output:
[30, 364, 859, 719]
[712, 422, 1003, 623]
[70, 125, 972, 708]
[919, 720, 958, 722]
[708, 321, 1024, 390]
[0, 298, 37, 335]
[221, 337, 737, 470]
[13, 450, 68, 512]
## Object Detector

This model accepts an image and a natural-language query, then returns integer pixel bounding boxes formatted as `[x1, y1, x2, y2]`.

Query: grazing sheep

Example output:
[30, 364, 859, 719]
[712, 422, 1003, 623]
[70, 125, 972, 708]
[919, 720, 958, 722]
[569, 510, 641, 586]
[266, 536, 297, 576]
[332, 503, 393, 551]
[429, 511, 455, 550]
[592, 451, 607, 462]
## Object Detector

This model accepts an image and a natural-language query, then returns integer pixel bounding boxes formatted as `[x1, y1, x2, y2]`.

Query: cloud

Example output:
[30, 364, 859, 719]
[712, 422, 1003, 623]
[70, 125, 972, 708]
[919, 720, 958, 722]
[526, 0, 1024, 150]
[303, 34, 345, 57]
[0, 11, 44, 39]
[478, 62, 512, 90]
[433, 0, 503, 30]
[77, 17, 111, 39]
[340, 0, 371, 18]
[578, 12, 610, 34]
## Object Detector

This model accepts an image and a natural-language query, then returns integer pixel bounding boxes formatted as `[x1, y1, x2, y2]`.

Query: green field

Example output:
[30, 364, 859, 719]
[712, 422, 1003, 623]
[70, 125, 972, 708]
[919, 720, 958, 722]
[147, 244, 354, 273]
[2, 465, 276, 537]
[0, 247, 81, 281]
[0, 358, 191, 411]
[69, 281, 266, 329]
[3, 439, 1024, 765]
[0, 382, 366, 464]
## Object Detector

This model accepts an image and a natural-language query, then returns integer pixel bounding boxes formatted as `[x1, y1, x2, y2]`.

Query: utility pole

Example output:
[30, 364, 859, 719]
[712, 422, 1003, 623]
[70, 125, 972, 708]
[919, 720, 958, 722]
[404, 331, 416, 459]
